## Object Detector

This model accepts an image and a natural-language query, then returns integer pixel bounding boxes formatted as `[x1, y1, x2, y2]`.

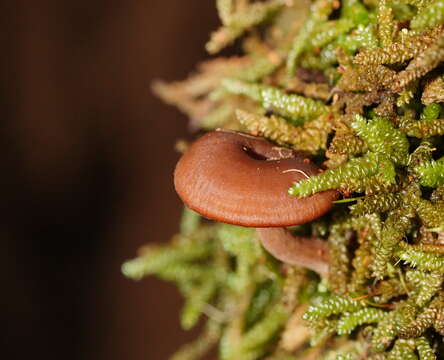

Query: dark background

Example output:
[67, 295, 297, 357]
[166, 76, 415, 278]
[1, 1, 219, 359]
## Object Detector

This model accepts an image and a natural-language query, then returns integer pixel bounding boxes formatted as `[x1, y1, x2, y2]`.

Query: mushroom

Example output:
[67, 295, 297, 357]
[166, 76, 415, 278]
[174, 129, 338, 277]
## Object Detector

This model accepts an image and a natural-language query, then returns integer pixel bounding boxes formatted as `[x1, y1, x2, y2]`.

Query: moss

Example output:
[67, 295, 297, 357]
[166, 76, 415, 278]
[126, 1, 444, 359]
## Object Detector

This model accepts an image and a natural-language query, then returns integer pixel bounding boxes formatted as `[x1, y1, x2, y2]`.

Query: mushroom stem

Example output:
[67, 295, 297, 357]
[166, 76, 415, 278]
[256, 228, 329, 277]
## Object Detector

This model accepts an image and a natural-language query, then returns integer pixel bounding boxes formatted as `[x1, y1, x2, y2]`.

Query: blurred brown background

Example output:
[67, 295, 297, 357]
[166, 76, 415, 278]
[1, 1, 219, 359]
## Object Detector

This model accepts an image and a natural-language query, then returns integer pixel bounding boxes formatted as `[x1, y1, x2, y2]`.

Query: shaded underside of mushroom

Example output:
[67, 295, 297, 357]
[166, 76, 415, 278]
[256, 228, 329, 277]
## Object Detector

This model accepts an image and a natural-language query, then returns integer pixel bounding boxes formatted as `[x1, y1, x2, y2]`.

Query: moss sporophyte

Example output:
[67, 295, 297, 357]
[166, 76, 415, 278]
[123, 1, 444, 359]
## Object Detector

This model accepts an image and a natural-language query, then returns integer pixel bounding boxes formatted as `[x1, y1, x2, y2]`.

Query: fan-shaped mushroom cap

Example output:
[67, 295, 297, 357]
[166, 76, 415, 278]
[174, 130, 338, 227]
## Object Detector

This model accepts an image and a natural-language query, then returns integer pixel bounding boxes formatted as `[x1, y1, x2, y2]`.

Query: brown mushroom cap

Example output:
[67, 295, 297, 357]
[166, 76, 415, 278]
[174, 129, 338, 227]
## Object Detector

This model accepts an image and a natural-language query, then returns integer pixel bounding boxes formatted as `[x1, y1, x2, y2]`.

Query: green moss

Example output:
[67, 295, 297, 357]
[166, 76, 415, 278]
[127, 1, 444, 358]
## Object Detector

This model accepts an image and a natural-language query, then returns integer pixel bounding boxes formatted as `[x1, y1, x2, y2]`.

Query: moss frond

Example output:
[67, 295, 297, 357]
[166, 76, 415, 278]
[372, 207, 415, 279]
[354, 26, 444, 65]
[422, 76, 444, 105]
[236, 109, 332, 153]
[207, 0, 284, 54]
[328, 222, 353, 294]
[222, 79, 329, 123]
[410, 0, 444, 30]
[376, 0, 395, 47]
[402, 119, 444, 138]
[337, 64, 397, 92]
[415, 336, 437, 360]
[396, 244, 444, 272]
[399, 293, 444, 337]
[289, 153, 389, 197]
[261, 86, 330, 122]
[391, 32, 444, 92]
[406, 270, 443, 307]
[286, 0, 335, 76]
[350, 192, 401, 215]
[337, 308, 386, 335]
[328, 134, 368, 157]
[304, 294, 364, 322]
[351, 115, 409, 165]
[415, 159, 444, 187]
